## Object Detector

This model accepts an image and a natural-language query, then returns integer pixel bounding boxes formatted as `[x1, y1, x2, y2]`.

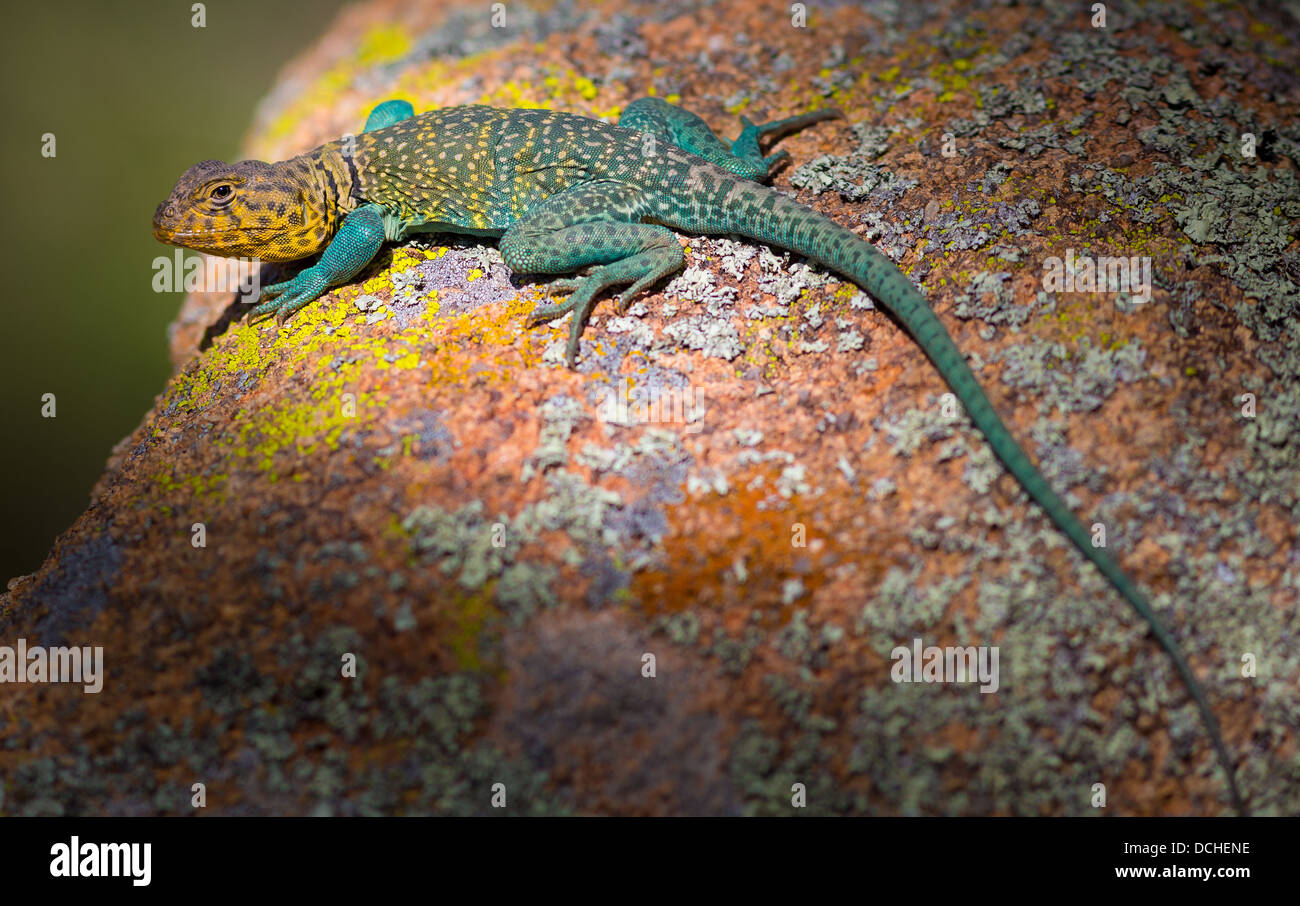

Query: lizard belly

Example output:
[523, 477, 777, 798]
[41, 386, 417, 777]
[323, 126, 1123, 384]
[382, 212, 506, 241]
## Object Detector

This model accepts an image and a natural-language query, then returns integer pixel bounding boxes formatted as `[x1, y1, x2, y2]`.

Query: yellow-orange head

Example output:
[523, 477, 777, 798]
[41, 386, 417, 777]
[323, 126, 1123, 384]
[152, 158, 333, 262]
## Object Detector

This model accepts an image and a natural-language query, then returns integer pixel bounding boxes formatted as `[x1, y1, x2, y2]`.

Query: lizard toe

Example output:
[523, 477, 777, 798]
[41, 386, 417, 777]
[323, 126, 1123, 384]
[248, 296, 287, 320]
[544, 278, 581, 296]
[526, 298, 577, 327]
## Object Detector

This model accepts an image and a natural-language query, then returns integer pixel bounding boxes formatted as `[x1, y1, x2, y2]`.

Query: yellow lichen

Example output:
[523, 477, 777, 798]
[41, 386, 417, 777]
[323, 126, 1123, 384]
[356, 25, 411, 65]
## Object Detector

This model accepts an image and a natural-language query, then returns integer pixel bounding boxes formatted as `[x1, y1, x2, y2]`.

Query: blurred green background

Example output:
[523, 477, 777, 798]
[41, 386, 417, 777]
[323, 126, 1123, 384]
[0, 0, 346, 582]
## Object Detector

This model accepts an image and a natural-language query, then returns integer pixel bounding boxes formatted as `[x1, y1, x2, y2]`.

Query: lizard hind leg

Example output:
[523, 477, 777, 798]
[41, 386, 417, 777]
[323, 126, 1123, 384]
[363, 99, 416, 133]
[619, 97, 771, 181]
[618, 96, 840, 181]
[500, 180, 684, 366]
[729, 107, 844, 177]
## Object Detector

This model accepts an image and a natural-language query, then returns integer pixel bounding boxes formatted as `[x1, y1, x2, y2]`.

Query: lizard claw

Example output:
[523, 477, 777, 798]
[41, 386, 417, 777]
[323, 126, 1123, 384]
[247, 296, 284, 321]
[614, 290, 640, 315]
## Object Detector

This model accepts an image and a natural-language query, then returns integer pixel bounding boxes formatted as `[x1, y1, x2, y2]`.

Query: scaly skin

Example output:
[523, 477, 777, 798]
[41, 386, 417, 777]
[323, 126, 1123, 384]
[154, 99, 1247, 815]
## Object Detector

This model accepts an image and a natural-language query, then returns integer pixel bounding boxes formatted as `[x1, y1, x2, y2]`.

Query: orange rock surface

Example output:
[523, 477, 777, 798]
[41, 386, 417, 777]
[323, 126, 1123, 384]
[3, 0, 1297, 816]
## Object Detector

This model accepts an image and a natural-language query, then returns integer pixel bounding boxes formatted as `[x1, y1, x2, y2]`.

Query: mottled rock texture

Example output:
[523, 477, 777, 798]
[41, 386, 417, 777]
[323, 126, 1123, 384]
[3, 0, 1298, 816]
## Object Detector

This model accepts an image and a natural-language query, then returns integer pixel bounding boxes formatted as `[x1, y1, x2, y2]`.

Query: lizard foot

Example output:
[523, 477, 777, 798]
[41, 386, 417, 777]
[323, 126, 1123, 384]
[525, 259, 678, 366]
[732, 108, 843, 177]
[247, 269, 330, 325]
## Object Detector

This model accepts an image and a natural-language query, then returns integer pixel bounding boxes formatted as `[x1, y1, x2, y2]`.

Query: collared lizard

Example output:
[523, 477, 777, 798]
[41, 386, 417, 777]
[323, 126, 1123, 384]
[153, 97, 1246, 815]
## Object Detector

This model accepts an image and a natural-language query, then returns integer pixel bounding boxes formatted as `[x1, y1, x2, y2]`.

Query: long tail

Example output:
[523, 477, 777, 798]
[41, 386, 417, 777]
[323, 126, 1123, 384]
[673, 175, 1246, 815]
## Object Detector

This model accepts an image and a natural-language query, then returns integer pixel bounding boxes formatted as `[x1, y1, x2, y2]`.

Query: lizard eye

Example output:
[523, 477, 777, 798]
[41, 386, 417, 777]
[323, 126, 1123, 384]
[209, 184, 233, 200]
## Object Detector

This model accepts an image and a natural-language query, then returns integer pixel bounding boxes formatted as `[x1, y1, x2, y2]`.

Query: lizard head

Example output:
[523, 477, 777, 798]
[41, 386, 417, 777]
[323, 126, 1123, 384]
[153, 158, 330, 262]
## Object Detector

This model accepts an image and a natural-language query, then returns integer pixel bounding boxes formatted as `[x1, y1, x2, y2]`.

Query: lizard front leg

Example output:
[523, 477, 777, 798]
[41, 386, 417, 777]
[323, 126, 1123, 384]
[246, 100, 408, 324]
[248, 203, 387, 324]
[500, 181, 684, 366]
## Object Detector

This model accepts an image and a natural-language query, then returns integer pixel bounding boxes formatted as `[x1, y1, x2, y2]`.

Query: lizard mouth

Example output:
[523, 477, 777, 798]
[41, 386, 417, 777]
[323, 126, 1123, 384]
[153, 226, 282, 246]
[152, 226, 312, 264]
[158, 228, 233, 240]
